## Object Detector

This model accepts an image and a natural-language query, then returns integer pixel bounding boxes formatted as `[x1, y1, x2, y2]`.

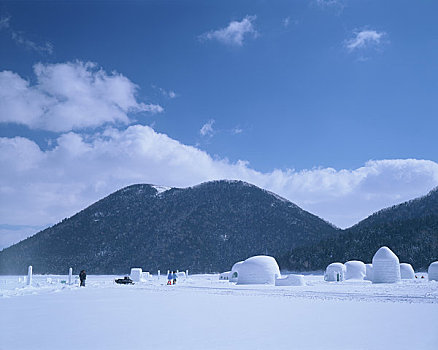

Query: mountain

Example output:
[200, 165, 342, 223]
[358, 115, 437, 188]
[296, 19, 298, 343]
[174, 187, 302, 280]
[0, 180, 339, 275]
[281, 187, 438, 271]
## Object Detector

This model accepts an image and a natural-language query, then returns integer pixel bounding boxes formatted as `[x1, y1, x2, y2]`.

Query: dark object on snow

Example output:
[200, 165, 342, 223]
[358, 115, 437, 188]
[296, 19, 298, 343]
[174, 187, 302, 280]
[115, 276, 134, 285]
[79, 270, 86, 287]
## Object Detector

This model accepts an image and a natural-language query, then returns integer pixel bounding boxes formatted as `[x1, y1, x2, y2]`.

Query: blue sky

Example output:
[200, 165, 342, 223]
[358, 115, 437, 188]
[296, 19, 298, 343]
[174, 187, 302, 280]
[1, 0, 438, 248]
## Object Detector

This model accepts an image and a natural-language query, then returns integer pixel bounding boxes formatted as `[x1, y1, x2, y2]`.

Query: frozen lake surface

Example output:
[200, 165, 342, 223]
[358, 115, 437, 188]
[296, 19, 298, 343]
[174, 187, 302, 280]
[1, 273, 437, 349]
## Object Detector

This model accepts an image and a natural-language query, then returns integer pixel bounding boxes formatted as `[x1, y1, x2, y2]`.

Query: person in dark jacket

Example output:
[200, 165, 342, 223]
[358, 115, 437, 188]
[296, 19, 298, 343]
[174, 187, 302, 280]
[172, 271, 177, 285]
[79, 270, 86, 287]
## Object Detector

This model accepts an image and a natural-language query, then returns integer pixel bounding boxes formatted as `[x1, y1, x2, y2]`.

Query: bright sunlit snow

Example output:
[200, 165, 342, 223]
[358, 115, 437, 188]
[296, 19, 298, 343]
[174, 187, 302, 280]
[1, 273, 437, 350]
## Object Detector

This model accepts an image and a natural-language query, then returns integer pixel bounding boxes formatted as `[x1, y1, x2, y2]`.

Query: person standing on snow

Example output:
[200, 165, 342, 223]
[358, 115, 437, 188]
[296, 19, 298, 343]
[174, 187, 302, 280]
[79, 270, 86, 287]
[172, 271, 177, 285]
[167, 271, 173, 285]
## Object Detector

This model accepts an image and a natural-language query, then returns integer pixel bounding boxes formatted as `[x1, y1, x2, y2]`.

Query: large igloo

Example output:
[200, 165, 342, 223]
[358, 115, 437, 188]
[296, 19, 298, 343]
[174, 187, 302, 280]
[428, 261, 438, 281]
[345, 261, 366, 280]
[372, 246, 400, 283]
[229, 261, 243, 282]
[324, 262, 345, 282]
[236, 256, 281, 285]
[400, 263, 415, 279]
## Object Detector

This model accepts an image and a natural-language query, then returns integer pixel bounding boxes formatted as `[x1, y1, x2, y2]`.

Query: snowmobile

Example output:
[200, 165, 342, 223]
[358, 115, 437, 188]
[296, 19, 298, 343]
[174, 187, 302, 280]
[115, 276, 134, 285]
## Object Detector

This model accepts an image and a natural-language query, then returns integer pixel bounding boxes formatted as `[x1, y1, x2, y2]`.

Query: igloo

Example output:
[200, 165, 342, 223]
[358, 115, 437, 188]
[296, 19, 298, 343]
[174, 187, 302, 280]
[229, 261, 243, 282]
[345, 261, 366, 280]
[275, 274, 305, 286]
[428, 261, 438, 281]
[372, 246, 400, 283]
[324, 263, 346, 282]
[236, 256, 281, 285]
[365, 264, 374, 281]
[400, 263, 415, 279]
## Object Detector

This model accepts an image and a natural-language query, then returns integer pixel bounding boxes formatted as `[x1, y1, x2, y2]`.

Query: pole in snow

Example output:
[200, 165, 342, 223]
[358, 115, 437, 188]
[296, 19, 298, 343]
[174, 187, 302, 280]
[27, 265, 32, 286]
[68, 268, 73, 285]
[158, 270, 161, 280]
[186, 270, 188, 277]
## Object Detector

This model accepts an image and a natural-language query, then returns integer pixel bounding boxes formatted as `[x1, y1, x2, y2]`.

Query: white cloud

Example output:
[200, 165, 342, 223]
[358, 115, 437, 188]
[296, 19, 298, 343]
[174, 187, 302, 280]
[315, 0, 343, 8]
[152, 85, 177, 99]
[200, 119, 215, 137]
[345, 30, 386, 51]
[0, 16, 10, 29]
[0, 15, 53, 54]
[283, 17, 290, 28]
[232, 127, 243, 135]
[11, 31, 53, 54]
[1, 125, 438, 249]
[199, 16, 258, 46]
[0, 61, 163, 132]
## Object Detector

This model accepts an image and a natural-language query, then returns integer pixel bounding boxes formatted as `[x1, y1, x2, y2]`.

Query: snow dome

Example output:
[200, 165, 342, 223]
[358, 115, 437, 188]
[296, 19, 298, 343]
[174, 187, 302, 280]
[345, 261, 366, 280]
[236, 256, 281, 285]
[400, 263, 415, 279]
[365, 264, 374, 281]
[428, 261, 438, 281]
[372, 246, 400, 283]
[229, 261, 243, 282]
[324, 263, 346, 282]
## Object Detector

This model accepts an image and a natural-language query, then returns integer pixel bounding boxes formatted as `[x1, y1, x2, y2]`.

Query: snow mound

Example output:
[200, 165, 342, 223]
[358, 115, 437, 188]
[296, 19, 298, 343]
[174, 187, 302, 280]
[229, 261, 244, 282]
[324, 263, 345, 282]
[275, 274, 305, 286]
[236, 256, 281, 285]
[372, 247, 400, 284]
[400, 263, 415, 280]
[428, 261, 438, 281]
[365, 264, 374, 281]
[130, 268, 143, 282]
[219, 271, 230, 280]
[176, 272, 186, 279]
[345, 261, 366, 280]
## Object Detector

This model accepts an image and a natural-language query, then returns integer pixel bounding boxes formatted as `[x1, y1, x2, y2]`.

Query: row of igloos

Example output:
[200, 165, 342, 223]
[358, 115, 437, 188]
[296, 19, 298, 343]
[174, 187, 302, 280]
[324, 246, 438, 283]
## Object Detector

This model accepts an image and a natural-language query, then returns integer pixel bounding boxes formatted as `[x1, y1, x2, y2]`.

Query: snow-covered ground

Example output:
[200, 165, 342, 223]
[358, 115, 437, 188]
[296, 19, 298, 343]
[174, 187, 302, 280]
[1, 273, 437, 350]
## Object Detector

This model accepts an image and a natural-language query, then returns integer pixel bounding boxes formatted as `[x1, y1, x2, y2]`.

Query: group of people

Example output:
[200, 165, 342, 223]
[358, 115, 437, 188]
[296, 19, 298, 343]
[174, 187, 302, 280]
[167, 271, 178, 285]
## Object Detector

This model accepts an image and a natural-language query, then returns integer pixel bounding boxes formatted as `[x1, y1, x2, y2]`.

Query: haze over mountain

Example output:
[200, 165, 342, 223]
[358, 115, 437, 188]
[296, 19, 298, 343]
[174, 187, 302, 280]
[0, 181, 339, 274]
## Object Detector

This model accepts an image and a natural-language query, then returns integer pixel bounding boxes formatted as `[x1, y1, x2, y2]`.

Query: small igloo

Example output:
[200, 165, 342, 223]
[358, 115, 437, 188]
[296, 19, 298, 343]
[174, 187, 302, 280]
[428, 261, 438, 281]
[400, 263, 415, 279]
[365, 264, 374, 281]
[372, 246, 400, 283]
[229, 261, 243, 282]
[236, 255, 281, 285]
[324, 263, 346, 282]
[345, 261, 366, 280]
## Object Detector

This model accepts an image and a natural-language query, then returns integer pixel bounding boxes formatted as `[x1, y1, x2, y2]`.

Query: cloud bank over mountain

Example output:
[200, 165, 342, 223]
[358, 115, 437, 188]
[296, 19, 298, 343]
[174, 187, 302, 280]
[1, 61, 437, 249]
[1, 124, 437, 248]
